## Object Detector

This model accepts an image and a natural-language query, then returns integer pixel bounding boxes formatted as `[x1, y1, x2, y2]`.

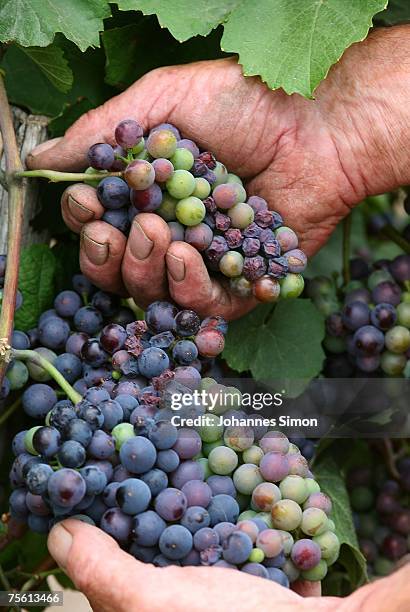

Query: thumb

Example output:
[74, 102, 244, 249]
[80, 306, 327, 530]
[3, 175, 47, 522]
[47, 519, 155, 612]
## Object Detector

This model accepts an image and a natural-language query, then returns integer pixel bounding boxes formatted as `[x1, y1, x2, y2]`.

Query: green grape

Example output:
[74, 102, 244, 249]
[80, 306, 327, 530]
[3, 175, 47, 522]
[238, 509, 257, 521]
[301, 559, 328, 581]
[112, 423, 134, 450]
[226, 173, 243, 185]
[224, 387, 242, 410]
[175, 196, 206, 226]
[202, 439, 224, 456]
[248, 548, 265, 563]
[200, 377, 217, 392]
[157, 193, 177, 221]
[301, 508, 328, 536]
[385, 325, 410, 354]
[84, 167, 107, 187]
[205, 383, 231, 415]
[242, 445, 264, 465]
[24, 426, 42, 455]
[197, 457, 213, 479]
[282, 559, 300, 582]
[224, 425, 254, 451]
[278, 530, 294, 555]
[280, 273, 305, 299]
[170, 148, 194, 171]
[228, 203, 255, 229]
[304, 478, 321, 495]
[130, 137, 145, 154]
[279, 475, 309, 504]
[6, 360, 29, 390]
[146, 129, 177, 159]
[323, 335, 346, 354]
[374, 557, 394, 576]
[166, 169, 196, 199]
[198, 413, 224, 443]
[208, 445, 239, 474]
[192, 177, 211, 199]
[402, 291, 410, 304]
[397, 302, 410, 328]
[255, 511, 274, 528]
[251, 482, 282, 512]
[27, 348, 58, 382]
[368, 269, 393, 291]
[313, 530, 340, 560]
[219, 251, 244, 277]
[325, 546, 340, 566]
[212, 161, 228, 187]
[326, 518, 336, 532]
[233, 464, 264, 495]
[380, 351, 407, 376]
[287, 443, 300, 455]
[350, 486, 374, 511]
[135, 149, 151, 161]
[230, 276, 253, 297]
[356, 513, 377, 538]
[271, 499, 302, 531]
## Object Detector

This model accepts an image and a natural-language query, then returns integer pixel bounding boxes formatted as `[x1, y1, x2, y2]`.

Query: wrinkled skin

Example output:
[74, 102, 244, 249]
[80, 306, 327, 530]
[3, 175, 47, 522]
[48, 519, 410, 612]
[28, 25, 410, 320]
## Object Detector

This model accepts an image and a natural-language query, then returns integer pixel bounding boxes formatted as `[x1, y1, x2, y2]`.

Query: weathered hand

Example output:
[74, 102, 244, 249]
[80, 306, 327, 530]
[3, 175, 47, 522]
[27, 26, 410, 318]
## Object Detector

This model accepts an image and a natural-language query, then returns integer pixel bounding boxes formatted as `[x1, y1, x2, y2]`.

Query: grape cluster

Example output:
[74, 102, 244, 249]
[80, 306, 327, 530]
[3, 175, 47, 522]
[84, 119, 307, 303]
[307, 255, 410, 376]
[4, 275, 339, 583]
[348, 456, 410, 578]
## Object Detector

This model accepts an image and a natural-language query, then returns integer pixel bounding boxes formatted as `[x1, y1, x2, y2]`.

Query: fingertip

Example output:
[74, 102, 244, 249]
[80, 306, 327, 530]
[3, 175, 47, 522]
[26, 138, 63, 169]
[61, 184, 104, 233]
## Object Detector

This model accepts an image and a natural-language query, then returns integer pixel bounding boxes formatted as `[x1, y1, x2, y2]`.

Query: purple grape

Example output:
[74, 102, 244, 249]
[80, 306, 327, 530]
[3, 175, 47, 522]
[291, 539, 321, 570]
[115, 119, 143, 149]
[243, 256, 267, 281]
[342, 301, 370, 331]
[372, 281, 401, 306]
[88, 143, 115, 170]
[130, 183, 162, 212]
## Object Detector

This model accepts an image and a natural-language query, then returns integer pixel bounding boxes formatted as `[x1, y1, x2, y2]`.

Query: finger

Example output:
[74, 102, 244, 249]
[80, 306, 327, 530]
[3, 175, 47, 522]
[291, 580, 321, 597]
[26, 69, 178, 172]
[79, 221, 127, 295]
[47, 519, 156, 612]
[61, 184, 104, 234]
[122, 213, 171, 308]
[165, 241, 257, 320]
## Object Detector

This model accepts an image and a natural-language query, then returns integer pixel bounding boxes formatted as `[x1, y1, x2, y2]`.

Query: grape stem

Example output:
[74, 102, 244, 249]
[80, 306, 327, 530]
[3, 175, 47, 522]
[12, 349, 82, 404]
[381, 224, 410, 255]
[0, 397, 21, 427]
[0, 74, 24, 388]
[342, 214, 352, 285]
[15, 169, 123, 183]
[383, 438, 400, 479]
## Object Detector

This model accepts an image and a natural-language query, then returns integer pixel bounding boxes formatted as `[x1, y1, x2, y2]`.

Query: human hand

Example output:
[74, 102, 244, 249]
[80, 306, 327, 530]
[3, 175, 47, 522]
[27, 26, 410, 318]
[47, 519, 410, 612]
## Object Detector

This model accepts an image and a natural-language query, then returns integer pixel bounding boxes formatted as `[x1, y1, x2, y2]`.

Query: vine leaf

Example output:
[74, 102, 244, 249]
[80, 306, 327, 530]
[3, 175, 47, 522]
[222, 0, 388, 97]
[223, 299, 325, 381]
[116, 0, 240, 41]
[314, 457, 368, 588]
[14, 245, 56, 331]
[0, 0, 111, 51]
[17, 44, 73, 92]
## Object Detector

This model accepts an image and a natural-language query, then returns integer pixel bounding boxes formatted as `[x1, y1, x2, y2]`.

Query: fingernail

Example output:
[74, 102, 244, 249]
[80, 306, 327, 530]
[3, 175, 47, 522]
[81, 231, 109, 265]
[48, 523, 73, 570]
[68, 195, 94, 222]
[29, 137, 63, 158]
[129, 221, 153, 260]
[167, 253, 185, 282]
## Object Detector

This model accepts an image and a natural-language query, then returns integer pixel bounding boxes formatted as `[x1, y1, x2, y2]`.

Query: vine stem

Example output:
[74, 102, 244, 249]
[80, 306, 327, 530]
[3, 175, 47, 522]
[0, 73, 24, 388]
[0, 397, 21, 427]
[0, 168, 8, 190]
[342, 214, 352, 285]
[15, 169, 122, 183]
[12, 349, 81, 404]
[381, 224, 410, 254]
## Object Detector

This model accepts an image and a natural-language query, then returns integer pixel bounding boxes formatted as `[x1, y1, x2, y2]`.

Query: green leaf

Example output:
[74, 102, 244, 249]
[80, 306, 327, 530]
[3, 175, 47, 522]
[116, 0, 240, 41]
[52, 240, 80, 293]
[314, 457, 368, 588]
[17, 44, 73, 92]
[102, 18, 227, 90]
[14, 244, 56, 331]
[223, 299, 325, 381]
[0, 0, 111, 51]
[376, 0, 410, 24]
[222, 0, 387, 97]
